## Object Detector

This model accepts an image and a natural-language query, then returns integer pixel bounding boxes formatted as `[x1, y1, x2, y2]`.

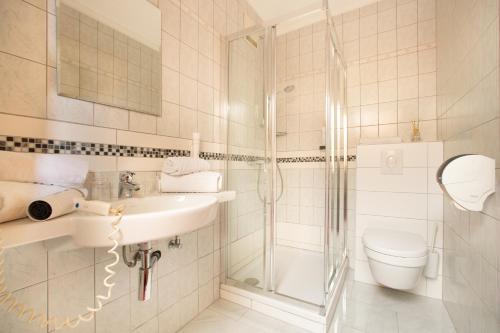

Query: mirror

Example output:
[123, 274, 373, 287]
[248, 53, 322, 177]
[56, 0, 162, 116]
[437, 154, 496, 211]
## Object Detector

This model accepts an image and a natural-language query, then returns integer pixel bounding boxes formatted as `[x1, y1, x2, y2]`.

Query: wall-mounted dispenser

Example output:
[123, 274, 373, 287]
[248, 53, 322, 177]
[437, 154, 496, 211]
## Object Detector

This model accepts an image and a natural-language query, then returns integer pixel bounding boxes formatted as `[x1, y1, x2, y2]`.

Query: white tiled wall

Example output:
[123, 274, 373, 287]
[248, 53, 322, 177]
[274, 21, 330, 252]
[354, 141, 444, 299]
[276, 22, 327, 152]
[437, 0, 500, 331]
[0, 0, 262, 332]
[276, 164, 326, 252]
[333, 0, 438, 147]
[227, 162, 264, 275]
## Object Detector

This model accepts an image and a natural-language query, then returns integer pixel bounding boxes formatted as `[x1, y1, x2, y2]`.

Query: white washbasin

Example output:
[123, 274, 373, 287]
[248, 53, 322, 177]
[71, 194, 218, 247]
[0, 191, 236, 249]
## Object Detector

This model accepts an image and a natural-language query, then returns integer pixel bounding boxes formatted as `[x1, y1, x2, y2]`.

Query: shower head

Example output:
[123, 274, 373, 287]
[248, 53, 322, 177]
[283, 85, 295, 93]
[245, 35, 258, 48]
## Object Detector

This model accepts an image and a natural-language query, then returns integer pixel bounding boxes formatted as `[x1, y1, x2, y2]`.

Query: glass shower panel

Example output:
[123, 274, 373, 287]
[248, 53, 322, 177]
[326, 37, 339, 286]
[225, 13, 348, 310]
[271, 20, 328, 307]
[226, 31, 267, 289]
[326, 31, 348, 290]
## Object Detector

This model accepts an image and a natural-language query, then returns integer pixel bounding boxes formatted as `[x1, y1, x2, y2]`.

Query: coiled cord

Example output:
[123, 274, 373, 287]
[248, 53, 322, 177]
[0, 205, 124, 330]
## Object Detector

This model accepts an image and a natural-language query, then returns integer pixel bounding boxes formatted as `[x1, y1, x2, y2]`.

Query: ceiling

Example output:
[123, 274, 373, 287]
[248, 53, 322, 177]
[247, 0, 379, 25]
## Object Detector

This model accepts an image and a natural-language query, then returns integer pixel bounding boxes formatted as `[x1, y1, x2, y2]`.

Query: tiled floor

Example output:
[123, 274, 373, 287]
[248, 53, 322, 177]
[330, 279, 456, 333]
[180, 277, 456, 333]
[178, 299, 309, 333]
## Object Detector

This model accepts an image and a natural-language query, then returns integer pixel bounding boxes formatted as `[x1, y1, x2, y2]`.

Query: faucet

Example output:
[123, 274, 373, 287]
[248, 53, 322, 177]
[119, 171, 141, 198]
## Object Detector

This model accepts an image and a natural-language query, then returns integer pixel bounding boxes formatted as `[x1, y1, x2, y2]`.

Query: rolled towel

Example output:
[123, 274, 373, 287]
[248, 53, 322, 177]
[160, 171, 222, 193]
[162, 157, 210, 176]
[0, 181, 67, 223]
[0, 151, 89, 186]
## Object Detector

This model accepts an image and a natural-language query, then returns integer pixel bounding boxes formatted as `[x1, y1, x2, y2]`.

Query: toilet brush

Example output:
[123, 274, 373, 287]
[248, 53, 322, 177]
[424, 224, 439, 279]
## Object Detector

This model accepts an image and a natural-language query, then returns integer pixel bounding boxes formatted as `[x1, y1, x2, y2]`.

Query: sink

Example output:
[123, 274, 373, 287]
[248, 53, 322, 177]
[71, 194, 218, 247]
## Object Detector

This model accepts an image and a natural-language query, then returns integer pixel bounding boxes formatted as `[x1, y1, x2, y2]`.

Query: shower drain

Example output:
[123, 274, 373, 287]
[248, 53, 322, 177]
[244, 277, 260, 286]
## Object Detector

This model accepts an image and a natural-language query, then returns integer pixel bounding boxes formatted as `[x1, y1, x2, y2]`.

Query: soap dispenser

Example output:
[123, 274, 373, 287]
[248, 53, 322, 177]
[411, 121, 421, 142]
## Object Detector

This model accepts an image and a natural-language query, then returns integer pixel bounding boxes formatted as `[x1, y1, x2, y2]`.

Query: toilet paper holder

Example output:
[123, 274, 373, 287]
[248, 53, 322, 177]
[437, 154, 496, 212]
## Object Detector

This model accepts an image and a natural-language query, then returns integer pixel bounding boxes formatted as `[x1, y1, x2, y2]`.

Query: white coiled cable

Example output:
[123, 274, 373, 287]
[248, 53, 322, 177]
[0, 205, 124, 330]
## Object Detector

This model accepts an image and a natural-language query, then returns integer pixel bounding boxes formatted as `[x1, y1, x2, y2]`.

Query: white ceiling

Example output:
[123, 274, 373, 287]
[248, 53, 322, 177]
[247, 0, 379, 25]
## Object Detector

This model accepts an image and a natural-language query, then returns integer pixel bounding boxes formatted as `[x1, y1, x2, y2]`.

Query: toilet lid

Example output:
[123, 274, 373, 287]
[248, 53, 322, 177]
[362, 228, 427, 258]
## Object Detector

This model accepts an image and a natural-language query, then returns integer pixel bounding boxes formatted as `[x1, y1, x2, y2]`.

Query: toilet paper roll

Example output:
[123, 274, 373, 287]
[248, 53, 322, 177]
[27, 188, 87, 221]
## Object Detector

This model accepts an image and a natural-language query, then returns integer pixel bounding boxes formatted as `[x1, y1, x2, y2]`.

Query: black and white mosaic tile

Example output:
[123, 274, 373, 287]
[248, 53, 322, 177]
[277, 155, 357, 163]
[0, 135, 356, 163]
[0, 135, 191, 158]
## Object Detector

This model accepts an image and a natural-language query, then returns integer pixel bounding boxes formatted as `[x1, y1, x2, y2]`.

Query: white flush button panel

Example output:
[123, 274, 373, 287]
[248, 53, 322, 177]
[437, 154, 496, 211]
[380, 149, 403, 175]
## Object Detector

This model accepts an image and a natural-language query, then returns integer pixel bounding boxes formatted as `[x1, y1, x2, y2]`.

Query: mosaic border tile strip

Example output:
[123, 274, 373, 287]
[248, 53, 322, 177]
[0, 135, 191, 158]
[0, 135, 356, 163]
[277, 155, 357, 163]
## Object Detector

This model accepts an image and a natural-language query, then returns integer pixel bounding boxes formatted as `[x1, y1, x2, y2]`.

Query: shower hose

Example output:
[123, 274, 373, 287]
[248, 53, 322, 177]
[256, 161, 284, 202]
[0, 205, 124, 330]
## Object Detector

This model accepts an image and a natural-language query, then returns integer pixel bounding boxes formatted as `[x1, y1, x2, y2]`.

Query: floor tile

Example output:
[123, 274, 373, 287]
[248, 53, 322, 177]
[181, 279, 457, 333]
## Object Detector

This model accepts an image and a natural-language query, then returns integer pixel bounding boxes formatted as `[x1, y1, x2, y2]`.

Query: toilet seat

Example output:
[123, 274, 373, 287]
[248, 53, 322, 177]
[364, 247, 428, 267]
[362, 228, 428, 267]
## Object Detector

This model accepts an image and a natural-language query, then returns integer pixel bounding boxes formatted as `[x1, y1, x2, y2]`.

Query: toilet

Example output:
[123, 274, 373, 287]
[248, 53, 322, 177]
[362, 228, 428, 290]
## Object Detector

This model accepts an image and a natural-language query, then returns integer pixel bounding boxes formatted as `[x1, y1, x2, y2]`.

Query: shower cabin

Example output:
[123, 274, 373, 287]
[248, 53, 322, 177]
[223, 3, 348, 331]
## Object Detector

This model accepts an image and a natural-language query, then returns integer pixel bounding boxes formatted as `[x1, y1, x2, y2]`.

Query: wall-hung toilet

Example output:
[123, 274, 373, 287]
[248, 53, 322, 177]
[362, 228, 428, 290]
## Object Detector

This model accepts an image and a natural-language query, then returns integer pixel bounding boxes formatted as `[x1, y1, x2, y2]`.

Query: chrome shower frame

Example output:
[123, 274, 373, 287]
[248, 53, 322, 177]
[224, 0, 349, 320]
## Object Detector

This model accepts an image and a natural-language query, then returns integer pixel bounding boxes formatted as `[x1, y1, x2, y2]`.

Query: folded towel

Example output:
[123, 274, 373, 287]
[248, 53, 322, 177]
[0, 151, 89, 186]
[160, 171, 222, 193]
[0, 181, 67, 223]
[162, 157, 210, 176]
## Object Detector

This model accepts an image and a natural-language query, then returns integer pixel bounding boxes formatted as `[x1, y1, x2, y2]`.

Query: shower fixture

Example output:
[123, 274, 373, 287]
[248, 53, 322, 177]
[283, 85, 295, 93]
[249, 159, 284, 202]
[245, 35, 259, 48]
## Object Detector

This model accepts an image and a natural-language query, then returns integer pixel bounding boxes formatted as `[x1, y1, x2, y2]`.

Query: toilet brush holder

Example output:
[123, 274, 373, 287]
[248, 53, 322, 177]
[424, 250, 439, 279]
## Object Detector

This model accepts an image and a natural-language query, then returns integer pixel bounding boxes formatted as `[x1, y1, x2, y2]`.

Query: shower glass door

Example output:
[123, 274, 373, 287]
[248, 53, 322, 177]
[225, 12, 348, 310]
[226, 29, 267, 289]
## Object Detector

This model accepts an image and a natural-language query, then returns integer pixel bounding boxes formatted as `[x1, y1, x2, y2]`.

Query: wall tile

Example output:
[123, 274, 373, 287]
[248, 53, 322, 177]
[397, 0, 418, 27]
[357, 167, 428, 193]
[0, 0, 46, 64]
[129, 111, 157, 134]
[0, 282, 47, 333]
[0, 52, 46, 117]
[397, 24, 418, 49]
[96, 295, 131, 333]
[378, 8, 396, 32]
[133, 317, 159, 333]
[48, 267, 95, 331]
[2, 242, 47, 291]
[163, 32, 180, 71]
[48, 247, 94, 279]
[94, 104, 129, 130]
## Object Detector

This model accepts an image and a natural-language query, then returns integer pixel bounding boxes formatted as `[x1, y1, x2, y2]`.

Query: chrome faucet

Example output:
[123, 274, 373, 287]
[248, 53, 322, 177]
[119, 171, 141, 198]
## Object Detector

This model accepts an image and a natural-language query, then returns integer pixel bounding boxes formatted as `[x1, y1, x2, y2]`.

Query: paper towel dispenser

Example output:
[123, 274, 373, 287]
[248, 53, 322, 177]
[437, 154, 496, 211]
